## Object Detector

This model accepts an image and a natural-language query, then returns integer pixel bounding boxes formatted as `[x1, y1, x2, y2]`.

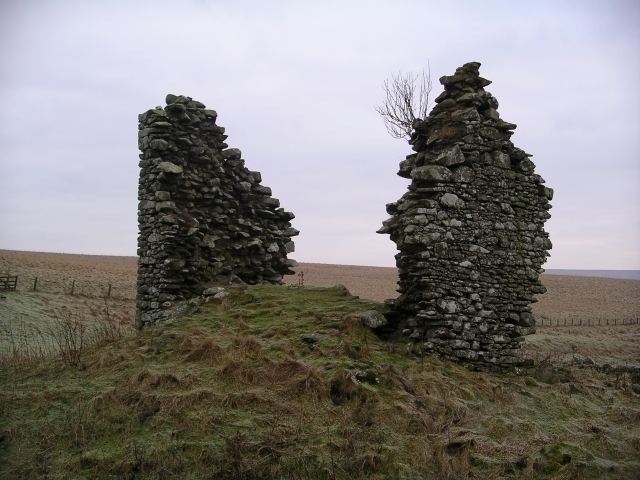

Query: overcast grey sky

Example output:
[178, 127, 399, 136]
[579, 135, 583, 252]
[0, 0, 638, 269]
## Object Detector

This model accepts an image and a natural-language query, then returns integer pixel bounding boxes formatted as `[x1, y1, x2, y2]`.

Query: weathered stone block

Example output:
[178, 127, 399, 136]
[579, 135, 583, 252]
[435, 146, 465, 166]
[411, 165, 453, 182]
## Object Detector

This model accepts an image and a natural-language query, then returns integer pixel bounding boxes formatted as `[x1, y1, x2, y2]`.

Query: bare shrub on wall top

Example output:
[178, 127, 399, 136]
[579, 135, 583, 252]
[375, 66, 432, 139]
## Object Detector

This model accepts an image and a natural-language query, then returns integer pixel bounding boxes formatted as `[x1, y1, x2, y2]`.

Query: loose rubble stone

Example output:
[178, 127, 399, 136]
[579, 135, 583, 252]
[136, 95, 298, 329]
[355, 369, 380, 385]
[202, 287, 226, 296]
[355, 310, 389, 329]
[301, 334, 320, 344]
[168, 301, 200, 320]
[378, 62, 552, 372]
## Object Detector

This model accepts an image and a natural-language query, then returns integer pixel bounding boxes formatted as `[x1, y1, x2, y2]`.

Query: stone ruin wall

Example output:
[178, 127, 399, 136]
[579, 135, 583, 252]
[136, 94, 298, 329]
[378, 62, 553, 372]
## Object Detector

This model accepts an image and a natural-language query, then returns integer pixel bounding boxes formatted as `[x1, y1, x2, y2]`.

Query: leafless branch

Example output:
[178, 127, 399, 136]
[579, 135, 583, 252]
[375, 64, 432, 140]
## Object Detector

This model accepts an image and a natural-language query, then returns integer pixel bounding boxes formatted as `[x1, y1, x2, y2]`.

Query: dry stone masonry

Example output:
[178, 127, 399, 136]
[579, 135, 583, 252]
[378, 62, 552, 371]
[136, 95, 298, 329]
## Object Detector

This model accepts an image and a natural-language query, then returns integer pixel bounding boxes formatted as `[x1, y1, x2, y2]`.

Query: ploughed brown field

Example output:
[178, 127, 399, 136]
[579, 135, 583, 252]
[1, 249, 639, 364]
[290, 263, 640, 323]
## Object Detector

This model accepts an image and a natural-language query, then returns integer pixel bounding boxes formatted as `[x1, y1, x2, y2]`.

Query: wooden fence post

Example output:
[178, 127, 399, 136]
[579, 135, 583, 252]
[108, 284, 112, 297]
[33, 277, 38, 291]
[71, 280, 75, 295]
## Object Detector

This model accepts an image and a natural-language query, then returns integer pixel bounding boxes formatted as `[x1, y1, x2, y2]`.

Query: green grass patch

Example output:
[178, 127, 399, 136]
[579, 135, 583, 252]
[1, 283, 639, 478]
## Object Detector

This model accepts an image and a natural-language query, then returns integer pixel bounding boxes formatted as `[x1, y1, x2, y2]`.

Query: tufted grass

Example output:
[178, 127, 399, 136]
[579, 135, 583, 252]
[1, 283, 639, 479]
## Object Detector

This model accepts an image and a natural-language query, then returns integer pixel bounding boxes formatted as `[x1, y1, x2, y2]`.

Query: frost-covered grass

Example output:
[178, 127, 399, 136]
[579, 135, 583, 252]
[1, 284, 639, 479]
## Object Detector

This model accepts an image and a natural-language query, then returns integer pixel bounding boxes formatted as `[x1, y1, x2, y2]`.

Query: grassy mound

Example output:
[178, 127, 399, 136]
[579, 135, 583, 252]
[1, 284, 639, 479]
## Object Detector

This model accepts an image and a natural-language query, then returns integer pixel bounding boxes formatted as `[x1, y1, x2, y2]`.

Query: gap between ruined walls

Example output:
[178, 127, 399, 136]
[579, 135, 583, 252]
[136, 94, 298, 329]
[377, 62, 553, 373]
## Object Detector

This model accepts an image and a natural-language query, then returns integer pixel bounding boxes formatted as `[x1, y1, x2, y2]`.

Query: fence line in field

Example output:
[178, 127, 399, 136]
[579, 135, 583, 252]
[537, 317, 640, 327]
[1, 275, 136, 300]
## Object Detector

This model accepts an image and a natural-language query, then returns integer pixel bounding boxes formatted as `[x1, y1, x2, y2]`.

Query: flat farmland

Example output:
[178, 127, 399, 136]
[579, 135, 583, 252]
[0, 249, 137, 298]
[1, 250, 639, 365]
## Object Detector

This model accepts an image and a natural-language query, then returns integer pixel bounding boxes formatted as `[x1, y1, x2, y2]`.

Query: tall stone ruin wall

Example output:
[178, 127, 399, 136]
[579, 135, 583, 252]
[378, 62, 552, 372]
[136, 94, 298, 329]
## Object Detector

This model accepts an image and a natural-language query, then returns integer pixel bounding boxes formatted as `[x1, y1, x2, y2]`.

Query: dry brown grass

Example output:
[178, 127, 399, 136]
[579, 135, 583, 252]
[1, 251, 640, 478]
[1, 282, 639, 478]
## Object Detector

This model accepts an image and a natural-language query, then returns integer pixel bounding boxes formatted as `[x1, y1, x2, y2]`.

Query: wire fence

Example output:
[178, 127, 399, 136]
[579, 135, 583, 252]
[537, 317, 639, 327]
[1, 275, 136, 300]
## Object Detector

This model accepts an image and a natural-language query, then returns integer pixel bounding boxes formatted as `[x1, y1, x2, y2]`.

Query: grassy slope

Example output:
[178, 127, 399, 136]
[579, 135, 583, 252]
[1, 284, 639, 479]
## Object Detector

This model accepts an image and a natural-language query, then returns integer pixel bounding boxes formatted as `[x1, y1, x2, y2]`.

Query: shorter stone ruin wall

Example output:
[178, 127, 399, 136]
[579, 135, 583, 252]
[136, 94, 298, 329]
[378, 62, 553, 372]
